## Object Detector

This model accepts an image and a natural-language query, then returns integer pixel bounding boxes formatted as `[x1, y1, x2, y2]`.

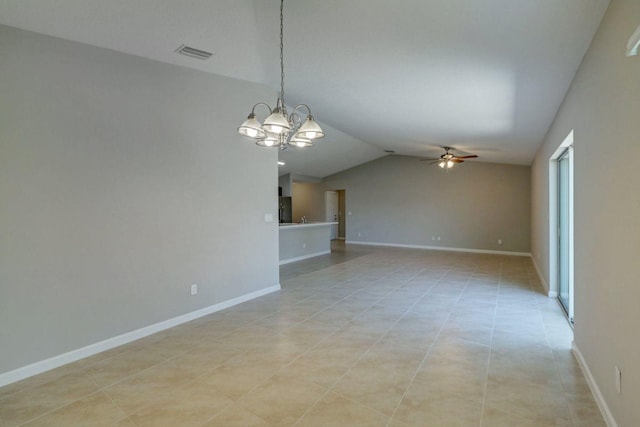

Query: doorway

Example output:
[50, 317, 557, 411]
[325, 190, 345, 240]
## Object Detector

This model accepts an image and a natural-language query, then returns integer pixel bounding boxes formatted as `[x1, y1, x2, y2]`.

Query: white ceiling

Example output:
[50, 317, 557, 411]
[0, 0, 610, 177]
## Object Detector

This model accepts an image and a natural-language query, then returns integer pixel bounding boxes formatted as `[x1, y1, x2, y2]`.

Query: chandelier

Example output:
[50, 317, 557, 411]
[238, 0, 324, 148]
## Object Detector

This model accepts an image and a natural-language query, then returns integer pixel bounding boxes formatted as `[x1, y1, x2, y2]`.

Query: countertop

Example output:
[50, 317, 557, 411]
[278, 221, 338, 230]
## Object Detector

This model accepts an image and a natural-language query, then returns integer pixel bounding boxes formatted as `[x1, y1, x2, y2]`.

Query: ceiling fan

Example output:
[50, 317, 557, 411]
[420, 146, 478, 169]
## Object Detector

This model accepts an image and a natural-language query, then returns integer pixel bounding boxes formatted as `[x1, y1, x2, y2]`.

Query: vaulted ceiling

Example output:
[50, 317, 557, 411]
[0, 0, 610, 177]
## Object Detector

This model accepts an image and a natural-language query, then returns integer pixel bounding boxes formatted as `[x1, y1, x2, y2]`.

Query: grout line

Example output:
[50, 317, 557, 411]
[384, 265, 476, 426]
[292, 268, 428, 426]
[478, 258, 502, 427]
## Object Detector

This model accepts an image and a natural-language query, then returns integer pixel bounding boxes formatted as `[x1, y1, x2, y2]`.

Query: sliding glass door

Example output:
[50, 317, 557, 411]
[557, 148, 573, 322]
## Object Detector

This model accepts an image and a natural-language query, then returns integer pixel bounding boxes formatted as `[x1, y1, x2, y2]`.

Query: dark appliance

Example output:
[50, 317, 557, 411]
[279, 197, 292, 223]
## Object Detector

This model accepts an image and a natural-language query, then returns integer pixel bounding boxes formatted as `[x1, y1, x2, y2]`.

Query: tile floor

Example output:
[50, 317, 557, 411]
[0, 243, 605, 426]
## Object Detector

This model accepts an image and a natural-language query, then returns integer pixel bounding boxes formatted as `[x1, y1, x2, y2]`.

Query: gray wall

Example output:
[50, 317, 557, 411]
[279, 226, 331, 263]
[0, 26, 279, 374]
[323, 155, 531, 253]
[531, 0, 640, 424]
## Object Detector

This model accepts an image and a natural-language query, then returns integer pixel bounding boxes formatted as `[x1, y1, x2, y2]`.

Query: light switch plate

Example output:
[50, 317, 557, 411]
[264, 213, 274, 222]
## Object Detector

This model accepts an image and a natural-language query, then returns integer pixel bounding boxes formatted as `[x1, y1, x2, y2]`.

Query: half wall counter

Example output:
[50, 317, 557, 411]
[279, 222, 338, 265]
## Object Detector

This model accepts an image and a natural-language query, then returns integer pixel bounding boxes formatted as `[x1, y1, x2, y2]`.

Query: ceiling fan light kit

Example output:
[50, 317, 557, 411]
[421, 146, 478, 170]
[439, 160, 455, 169]
[238, 0, 324, 149]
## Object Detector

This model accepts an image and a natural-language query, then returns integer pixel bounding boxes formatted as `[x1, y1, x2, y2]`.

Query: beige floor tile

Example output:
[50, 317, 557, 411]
[488, 352, 563, 389]
[102, 360, 196, 415]
[355, 342, 427, 376]
[184, 362, 268, 402]
[439, 322, 494, 346]
[393, 380, 483, 426]
[109, 418, 137, 427]
[386, 418, 412, 427]
[236, 374, 327, 426]
[0, 362, 91, 401]
[202, 403, 271, 426]
[281, 353, 353, 389]
[20, 392, 127, 427]
[413, 358, 488, 400]
[169, 343, 243, 377]
[332, 366, 413, 416]
[0, 372, 98, 427]
[427, 337, 491, 370]
[84, 348, 167, 388]
[128, 381, 233, 427]
[481, 406, 572, 427]
[484, 377, 572, 425]
[296, 392, 388, 427]
[567, 396, 607, 426]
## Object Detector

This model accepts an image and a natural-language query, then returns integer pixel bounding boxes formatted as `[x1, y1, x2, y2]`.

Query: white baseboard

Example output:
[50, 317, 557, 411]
[0, 284, 281, 387]
[530, 255, 556, 297]
[572, 342, 618, 427]
[346, 240, 531, 257]
[279, 250, 331, 265]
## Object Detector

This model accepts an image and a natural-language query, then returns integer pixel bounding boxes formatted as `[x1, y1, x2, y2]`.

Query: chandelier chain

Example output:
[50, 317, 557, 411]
[279, 0, 285, 104]
[237, 0, 323, 148]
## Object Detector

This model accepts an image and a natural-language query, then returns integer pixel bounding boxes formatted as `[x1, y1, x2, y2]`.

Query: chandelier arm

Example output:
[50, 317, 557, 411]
[292, 104, 313, 117]
[250, 102, 273, 116]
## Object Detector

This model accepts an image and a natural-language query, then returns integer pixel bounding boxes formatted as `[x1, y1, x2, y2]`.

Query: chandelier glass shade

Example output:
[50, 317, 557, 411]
[238, 0, 324, 148]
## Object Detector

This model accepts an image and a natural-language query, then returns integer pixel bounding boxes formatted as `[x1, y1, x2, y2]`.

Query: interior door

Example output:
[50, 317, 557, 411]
[325, 191, 339, 239]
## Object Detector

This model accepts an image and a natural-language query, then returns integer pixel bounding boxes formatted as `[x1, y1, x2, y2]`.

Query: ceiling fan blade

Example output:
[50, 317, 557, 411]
[455, 155, 478, 159]
[419, 158, 439, 161]
[451, 158, 464, 163]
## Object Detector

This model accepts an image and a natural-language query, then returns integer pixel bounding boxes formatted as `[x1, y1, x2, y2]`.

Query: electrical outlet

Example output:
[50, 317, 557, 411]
[302, 243, 306, 249]
[498, 239, 503, 245]
[615, 366, 622, 394]
[437, 236, 441, 241]
[358, 232, 362, 237]
[190, 284, 198, 295]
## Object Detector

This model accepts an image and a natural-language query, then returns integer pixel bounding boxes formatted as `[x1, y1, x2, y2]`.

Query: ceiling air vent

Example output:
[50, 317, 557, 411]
[175, 44, 214, 60]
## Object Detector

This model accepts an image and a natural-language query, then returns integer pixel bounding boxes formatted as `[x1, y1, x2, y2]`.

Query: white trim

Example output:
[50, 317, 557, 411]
[346, 241, 530, 257]
[531, 255, 556, 297]
[0, 284, 281, 387]
[279, 250, 331, 265]
[572, 342, 619, 427]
